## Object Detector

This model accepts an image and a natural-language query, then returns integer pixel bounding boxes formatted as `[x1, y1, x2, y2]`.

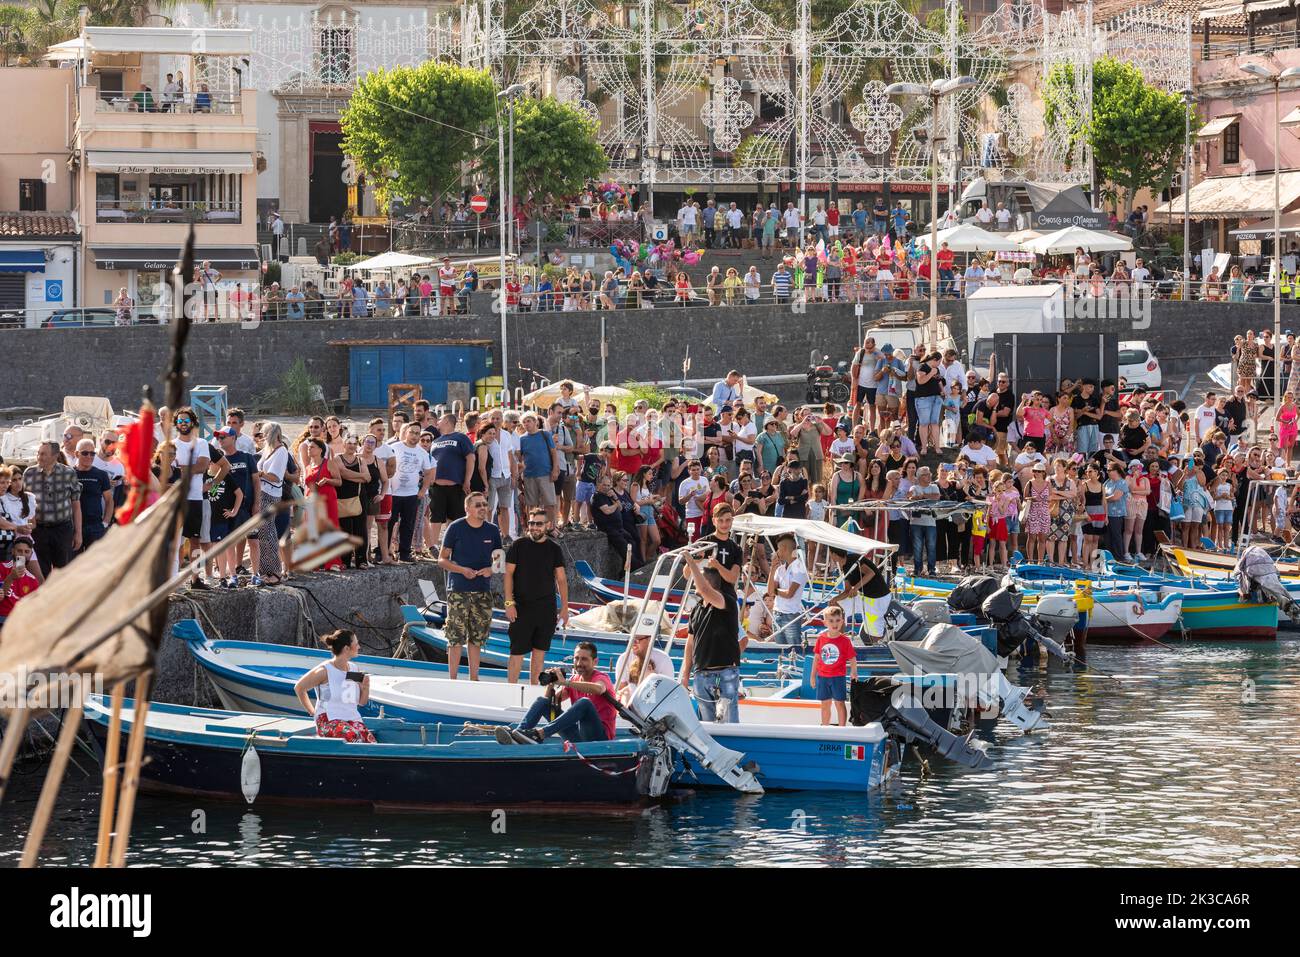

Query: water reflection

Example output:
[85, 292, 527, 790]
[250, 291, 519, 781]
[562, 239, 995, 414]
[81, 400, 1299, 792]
[2, 641, 1299, 867]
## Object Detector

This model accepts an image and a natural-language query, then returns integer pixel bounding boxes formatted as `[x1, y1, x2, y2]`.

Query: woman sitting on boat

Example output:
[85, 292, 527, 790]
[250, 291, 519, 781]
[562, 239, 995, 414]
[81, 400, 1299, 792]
[294, 629, 376, 743]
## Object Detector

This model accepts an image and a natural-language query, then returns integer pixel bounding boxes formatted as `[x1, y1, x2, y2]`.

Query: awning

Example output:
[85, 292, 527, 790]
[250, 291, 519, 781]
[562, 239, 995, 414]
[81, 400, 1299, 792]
[1245, 0, 1292, 12]
[0, 249, 45, 273]
[1283, 104, 1300, 129]
[91, 246, 260, 271]
[83, 26, 253, 57]
[1229, 211, 1300, 239]
[1197, 114, 1240, 139]
[1199, 3, 1244, 18]
[1152, 170, 1300, 219]
[86, 149, 254, 175]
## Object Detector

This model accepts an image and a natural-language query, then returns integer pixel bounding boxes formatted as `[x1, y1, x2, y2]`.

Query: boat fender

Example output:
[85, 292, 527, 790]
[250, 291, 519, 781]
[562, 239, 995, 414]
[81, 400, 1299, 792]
[240, 744, 261, 805]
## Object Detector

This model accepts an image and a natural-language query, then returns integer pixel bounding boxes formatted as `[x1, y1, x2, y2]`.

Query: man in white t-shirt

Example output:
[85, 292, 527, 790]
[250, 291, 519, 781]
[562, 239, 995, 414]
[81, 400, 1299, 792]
[959, 432, 999, 468]
[783, 203, 802, 246]
[389, 423, 435, 562]
[731, 409, 758, 474]
[489, 409, 521, 536]
[1195, 393, 1219, 443]
[678, 202, 698, 243]
[1130, 257, 1150, 295]
[766, 533, 809, 646]
[171, 407, 210, 573]
[994, 202, 1012, 231]
[975, 202, 994, 227]
[677, 459, 711, 540]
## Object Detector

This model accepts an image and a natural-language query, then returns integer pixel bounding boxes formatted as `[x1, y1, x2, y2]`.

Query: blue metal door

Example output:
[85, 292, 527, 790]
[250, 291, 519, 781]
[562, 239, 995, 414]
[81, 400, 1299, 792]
[349, 345, 490, 410]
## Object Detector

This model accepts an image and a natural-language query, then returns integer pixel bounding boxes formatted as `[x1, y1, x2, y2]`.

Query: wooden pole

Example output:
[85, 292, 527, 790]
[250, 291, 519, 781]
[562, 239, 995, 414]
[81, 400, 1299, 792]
[92, 682, 126, 868]
[0, 705, 33, 805]
[19, 700, 84, 868]
[109, 671, 152, 869]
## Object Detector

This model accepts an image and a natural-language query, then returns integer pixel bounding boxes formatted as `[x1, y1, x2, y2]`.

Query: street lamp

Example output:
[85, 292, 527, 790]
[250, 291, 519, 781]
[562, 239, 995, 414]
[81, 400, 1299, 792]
[885, 76, 976, 345]
[496, 82, 529, 403]
[1238, 61, 1300, 407]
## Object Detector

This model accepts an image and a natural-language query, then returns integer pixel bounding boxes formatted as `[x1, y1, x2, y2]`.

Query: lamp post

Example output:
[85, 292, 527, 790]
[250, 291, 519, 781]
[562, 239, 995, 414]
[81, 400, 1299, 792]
[1182, 87, 1194, 302]
[1239, 62, 1300, 409]
[885, 76, 976, 346]
[496, 83, 528, 403]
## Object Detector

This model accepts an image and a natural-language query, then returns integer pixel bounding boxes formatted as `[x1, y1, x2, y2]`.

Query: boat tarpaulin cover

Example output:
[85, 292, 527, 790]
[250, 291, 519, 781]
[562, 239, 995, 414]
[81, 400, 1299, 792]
[889, 623, 1001, 676]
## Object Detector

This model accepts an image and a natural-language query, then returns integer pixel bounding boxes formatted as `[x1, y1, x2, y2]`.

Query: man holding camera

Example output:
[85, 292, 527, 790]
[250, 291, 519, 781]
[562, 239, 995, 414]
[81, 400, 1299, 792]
[504, 507, 570, 685]
[495, 641, 617, 744]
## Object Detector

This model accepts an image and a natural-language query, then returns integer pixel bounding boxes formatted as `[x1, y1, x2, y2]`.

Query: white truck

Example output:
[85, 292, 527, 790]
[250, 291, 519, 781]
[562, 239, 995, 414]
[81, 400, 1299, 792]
[965, 285, 1065, 367]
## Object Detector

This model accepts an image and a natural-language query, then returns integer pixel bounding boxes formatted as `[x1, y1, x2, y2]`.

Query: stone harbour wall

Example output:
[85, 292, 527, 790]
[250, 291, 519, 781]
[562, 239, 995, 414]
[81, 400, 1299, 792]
[0, 298, 1276, 414]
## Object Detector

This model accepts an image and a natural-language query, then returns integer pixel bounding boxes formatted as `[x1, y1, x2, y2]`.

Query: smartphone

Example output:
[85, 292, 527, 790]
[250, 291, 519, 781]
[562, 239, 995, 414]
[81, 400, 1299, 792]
[345, 671, 365, 684]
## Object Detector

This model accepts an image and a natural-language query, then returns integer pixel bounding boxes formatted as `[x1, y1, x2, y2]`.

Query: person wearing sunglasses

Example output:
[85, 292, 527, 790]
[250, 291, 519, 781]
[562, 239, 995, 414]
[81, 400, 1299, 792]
[503, 507, 570, 685]
[73, 438, 113, 553]
[438, 490, 502, 681]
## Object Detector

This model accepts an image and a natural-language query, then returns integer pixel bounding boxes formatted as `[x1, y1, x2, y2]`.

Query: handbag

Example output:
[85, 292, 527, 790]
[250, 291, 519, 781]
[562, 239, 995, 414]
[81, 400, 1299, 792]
[1168, 494, 1185, 521]
[337, 496, 362, 518]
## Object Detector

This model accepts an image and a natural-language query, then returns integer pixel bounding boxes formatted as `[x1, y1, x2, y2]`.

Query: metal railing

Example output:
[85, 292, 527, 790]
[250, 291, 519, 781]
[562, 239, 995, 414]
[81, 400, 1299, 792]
[96, 200, 243, 225]
[1202, 31, 1300, 60]
[94, 91, 240, 115]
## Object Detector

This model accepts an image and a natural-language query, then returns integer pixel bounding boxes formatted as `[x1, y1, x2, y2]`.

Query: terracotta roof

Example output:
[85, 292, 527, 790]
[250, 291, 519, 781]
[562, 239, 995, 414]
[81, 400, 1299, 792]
[1095, 0, 1247, 29]
[0, 212, 79, 240]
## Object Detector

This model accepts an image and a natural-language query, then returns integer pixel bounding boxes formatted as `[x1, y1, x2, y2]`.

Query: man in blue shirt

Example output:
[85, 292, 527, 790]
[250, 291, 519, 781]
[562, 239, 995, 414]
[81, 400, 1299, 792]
[873, 344, 907, 428]
[710, 370, 742, 411]
[438, 491, 502, 680]
[852, 202, 869, 242]
[212, 427, 258, 586]
[73, 438, 113, 551]
[426, 411, 475, 551]
[518, 412, 559, 529]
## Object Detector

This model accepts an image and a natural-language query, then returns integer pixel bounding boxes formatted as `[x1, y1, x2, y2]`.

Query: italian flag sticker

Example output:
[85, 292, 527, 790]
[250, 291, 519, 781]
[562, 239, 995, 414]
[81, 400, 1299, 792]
[844, 745, 866, 761]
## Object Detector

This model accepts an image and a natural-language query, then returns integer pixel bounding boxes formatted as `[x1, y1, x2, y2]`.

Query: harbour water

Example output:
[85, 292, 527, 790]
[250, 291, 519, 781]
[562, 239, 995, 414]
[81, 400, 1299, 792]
[3, 640, 1299, 867]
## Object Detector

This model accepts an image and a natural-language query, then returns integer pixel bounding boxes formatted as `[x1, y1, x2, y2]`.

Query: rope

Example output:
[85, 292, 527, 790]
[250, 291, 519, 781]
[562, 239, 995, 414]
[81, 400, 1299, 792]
[561, 740, 646, 777]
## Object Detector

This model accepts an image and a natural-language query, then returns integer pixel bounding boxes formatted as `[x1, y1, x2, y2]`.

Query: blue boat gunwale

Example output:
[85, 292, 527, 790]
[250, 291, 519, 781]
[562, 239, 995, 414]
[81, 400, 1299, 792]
[83, 695, 646, 763]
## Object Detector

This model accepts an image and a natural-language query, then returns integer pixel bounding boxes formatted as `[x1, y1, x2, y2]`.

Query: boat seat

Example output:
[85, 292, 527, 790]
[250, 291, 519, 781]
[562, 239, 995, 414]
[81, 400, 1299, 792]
[203, 716, 309, 735]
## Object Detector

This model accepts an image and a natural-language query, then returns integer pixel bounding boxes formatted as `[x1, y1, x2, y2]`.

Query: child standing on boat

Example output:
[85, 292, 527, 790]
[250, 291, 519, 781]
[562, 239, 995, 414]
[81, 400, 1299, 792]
[813, 605, 857, 726]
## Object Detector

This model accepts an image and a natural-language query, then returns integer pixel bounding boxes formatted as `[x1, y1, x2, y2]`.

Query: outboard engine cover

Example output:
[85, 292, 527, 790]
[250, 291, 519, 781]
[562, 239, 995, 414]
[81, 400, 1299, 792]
[884, 600, 928, 643]
[911, 599, 952, 625]
[947, 576, 1002, 615]
[1033, 594, 1079, 643]
[629, 675, 764, 794]
[849, 677, 989, 769]
[980, 585, 1024, 622]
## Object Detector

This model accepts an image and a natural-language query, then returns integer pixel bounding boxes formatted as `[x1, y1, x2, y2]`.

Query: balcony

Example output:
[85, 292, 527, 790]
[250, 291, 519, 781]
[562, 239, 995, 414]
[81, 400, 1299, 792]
[95, 199, 243, 225]
[93, 90, 242, 116]
[1203, 29, 1300, 60]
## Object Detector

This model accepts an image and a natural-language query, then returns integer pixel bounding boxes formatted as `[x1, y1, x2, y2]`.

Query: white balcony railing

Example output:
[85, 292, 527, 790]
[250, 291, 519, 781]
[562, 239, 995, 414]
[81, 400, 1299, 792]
[93, 91, 240, 115]
[95, 200, 243, 225]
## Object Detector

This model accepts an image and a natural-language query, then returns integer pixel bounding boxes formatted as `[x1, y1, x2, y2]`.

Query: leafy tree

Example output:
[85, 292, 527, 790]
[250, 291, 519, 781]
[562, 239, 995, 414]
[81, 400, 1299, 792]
[341, 62, 497, 210]
[1090, 58, 1194, 216]
[479, 96, 608, 204]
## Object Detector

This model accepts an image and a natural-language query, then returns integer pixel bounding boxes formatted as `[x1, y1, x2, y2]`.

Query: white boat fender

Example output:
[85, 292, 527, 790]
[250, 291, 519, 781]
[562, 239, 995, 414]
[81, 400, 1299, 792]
[240, 740, 261, 805]
[628, 675, 764, 795]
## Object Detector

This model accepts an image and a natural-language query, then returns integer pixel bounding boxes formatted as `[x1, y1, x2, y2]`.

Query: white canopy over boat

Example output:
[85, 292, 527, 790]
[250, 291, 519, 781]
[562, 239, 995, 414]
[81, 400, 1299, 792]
[730, 514, 897, 553]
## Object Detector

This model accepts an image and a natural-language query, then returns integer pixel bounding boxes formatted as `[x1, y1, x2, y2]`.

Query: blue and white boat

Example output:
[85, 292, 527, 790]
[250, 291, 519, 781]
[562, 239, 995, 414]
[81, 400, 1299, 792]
[175, 622, 927, 792]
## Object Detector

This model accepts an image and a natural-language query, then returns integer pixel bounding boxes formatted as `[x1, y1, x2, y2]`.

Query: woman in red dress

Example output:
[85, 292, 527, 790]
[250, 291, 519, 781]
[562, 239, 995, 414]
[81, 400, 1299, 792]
[304, 438, 343, 571]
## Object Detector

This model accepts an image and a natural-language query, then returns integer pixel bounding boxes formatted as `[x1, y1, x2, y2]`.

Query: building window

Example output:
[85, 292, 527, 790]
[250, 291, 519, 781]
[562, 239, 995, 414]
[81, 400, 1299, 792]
[317, 27, 354, 86]
[19, 179, 46, 212]
[1223, 121, 1240, 165]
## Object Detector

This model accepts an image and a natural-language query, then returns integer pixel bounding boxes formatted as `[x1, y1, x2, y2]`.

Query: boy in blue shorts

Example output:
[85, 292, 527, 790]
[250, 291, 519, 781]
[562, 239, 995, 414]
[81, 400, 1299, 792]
[813, 605, 857, 726]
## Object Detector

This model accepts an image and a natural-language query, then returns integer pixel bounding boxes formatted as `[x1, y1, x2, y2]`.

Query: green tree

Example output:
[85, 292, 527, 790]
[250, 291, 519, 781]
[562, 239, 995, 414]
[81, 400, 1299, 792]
[480, 96, 608, 204]
[1090, 58, 1194, 217]
[340, 62, 497, 210]
[1047, 58, 1193, 215]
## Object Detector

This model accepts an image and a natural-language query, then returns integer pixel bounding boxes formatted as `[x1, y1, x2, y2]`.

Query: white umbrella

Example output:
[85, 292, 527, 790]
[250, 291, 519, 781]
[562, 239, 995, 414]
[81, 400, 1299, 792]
[342, 251, 435, 271]
[916, 223, 1022, 253]
[521, 380, 590, 407]
[584, 385, 633, 401]
[1022, 226, 1133, 256]
[1004, 228, 1043, 245]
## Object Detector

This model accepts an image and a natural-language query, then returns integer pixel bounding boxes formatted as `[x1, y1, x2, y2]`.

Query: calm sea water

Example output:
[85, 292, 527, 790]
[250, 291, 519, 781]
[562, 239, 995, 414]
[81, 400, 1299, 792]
[3, 640, 1299, 867]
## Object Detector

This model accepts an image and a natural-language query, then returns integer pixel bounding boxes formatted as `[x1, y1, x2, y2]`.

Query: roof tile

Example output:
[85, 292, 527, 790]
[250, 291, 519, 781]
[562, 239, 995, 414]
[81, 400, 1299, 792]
[0, 212, 79, 239]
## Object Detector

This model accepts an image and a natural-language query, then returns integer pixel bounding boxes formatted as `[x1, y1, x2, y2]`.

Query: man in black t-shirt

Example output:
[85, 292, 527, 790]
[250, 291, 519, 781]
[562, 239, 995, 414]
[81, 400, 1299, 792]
[1098, 380, 1122, 439]
[680, 546, 741, 723]
[504, 507, 569, 685]
[1072, 379, 1102, 455]
[704, 503, 742, 598]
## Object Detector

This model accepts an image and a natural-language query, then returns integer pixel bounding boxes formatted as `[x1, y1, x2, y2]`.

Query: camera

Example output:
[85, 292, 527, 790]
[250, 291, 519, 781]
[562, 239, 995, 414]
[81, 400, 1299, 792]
[537, 670, 563, 686]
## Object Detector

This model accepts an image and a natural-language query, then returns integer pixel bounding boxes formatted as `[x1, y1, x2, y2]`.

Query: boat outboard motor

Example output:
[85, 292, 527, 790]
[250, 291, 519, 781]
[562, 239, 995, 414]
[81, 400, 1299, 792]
[1235, 545, 1300, 625]
[888, 622, 1050, 733]
[1030, 594, 1081, 661]
[884, 600, 929, 643]
[982, 585, 1075, 665]
[946, 575, 1002, 616]
[627, 674, 764, 794]
[850, 677, 989, 769]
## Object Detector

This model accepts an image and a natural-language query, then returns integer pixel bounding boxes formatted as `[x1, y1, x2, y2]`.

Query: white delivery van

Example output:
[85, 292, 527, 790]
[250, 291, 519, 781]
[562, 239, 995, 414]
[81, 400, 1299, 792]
[965, 285, 1065, 368]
